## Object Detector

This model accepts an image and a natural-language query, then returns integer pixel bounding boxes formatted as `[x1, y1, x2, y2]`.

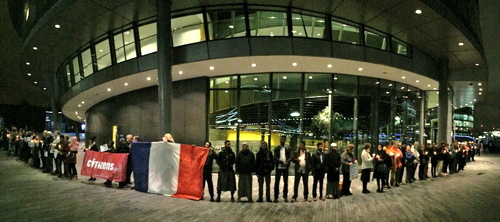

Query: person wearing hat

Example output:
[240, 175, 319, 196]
[235, 142, 255, 202]
[325, 143, 341, 199]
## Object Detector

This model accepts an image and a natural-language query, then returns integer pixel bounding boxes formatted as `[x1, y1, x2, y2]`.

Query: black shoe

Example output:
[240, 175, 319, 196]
[210, 197, 215, 202]
[231, 197, 235, 202]
[215, 197, 221, 202]
[256, 199, 263, 202]
[266, 199, 272, 203]
[395, 183, 400, 187]
[284, 199, 289, 203]
[58, 175, 63, 178]
[273, 199, 278, 203]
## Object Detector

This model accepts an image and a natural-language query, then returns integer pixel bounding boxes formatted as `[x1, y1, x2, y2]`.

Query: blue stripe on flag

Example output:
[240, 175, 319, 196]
[131, 142, 152, 192]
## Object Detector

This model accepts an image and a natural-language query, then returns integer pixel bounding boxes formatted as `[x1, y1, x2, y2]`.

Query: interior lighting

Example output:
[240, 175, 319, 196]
[308, 76, 313, 80]
[433, 88, 437, 90]
[478, 83, 482, 86]
[146, 77, 151, 81]
[107, 88, 111, 92]
[254, 78, 258, 81]
[290, 112, 300, 117]
[479, 92, 482, 95]
[82, 101, 85, 104]
[479, 88, 483, 91]
[33, 47, 37, 50]
[54, 24, 60, 28]
[475, 63, 480, 66]
[292, 62, 297, 66]
[228, 25, 234, 29]
[416, 80, 420, 83]
[125, 31, 130, 35]
[251, 63, 256, 67]
[327, 64, 332, 68]
[27, 73, 31, 76]
[389, 83, 393, 87]
[179, 71, 183, 74]
[34, 81, 37, 84]
[375, 81, 380, 84]
[401, 87, 405, 89]
[427, 84, 431, 87]
[43, 88, 46, 90]
[26, 62, 30, 65]
[67, 72, 70, 76]
[358, 67, 363, 71]
[78, 104, 81, 107]
[283, 76, 288, 80]
[402, 76, 406, 79]
[415, 9, 422, 14]
[209, 66, 215, 70]
[458, 42, 464, 46]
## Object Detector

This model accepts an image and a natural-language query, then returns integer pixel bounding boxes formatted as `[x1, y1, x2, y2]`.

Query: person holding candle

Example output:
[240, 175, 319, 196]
[418, 144, 430, 180]
[360, 143, 374, 194]
[430, 143, 439, 178]
[404, 145, 416, 183]
[341, 144, 356, 196]
[388, 140, 403, 187]
[436, 142, 447, 177]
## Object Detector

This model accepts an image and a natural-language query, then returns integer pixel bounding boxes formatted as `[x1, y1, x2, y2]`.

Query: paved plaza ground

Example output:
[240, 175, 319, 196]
[1, 150, 499, 222]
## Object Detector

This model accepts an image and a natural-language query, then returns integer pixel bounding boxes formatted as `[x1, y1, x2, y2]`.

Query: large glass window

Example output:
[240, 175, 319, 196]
[139, 22, 157, 55]
[392, 38, 409, 56]
[65, 64, 72, 88]
[81, 48, 92, 77]
[72, 56, 81, 84]
[95, 39, 111, 70]
[114, 29, 137, 63]
[291, 14, 325, 38]
[207, 10, 246, 40]
[365, 28, 387, 50]
[249, 11, 288, 36]
[172, 13, 205, 47]
[331, 20, 360, 44]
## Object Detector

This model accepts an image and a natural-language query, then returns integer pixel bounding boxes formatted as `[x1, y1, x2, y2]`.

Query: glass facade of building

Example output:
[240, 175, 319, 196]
[209, 73, 422, 157]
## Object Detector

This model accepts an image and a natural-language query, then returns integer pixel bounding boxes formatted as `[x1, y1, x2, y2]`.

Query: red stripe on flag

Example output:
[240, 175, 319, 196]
[172, 144, 209, 200]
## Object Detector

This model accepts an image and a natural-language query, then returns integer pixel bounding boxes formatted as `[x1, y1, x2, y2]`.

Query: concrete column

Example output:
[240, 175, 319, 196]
[438, 59, 450, 143]
[157, 0, 173, 138]
[419, 91, 426, 145]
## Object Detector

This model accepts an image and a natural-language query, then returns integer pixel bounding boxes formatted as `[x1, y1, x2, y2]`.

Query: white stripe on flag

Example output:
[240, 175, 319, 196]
[148, 142, 180, 195]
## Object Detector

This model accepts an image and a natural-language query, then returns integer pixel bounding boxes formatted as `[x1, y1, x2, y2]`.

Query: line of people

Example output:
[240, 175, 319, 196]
[202, 136, 480, 203]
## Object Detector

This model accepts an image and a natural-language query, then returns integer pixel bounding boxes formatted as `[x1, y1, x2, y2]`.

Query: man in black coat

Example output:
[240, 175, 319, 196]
[255, 141, 274, 202]
[216, 140, 236, 202]
[235, 142, 255, 202]
[291, 141, 311, 202]
[325, 143, 341, 199]
[273, 136, 292, 203]
[311, 142, 326, 201]
[202, 141, 217, 201]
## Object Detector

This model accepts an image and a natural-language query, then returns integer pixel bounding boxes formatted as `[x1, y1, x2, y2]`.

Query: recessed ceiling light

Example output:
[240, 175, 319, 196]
[179, 71, 183, 75]
[308, 76, 313, 80]
[416, 80, 420, 83]
[124, 82, 128, 86]
[107, 88, 111, 92]
[415, 9, 422, 14]
[67, 72, 70, 76]
[33, 47, 38, 50]
[209, 66, 215, 70]
[358, 67, 363, 71]
[375, 81, 380, 84]
[407, 89, 411, 92]
[402, 76, 406, 79]
[54, 24, 61, 28]
[82, 101, 85, 104]
[78, 104, 81, 107]
[26, 62, 30, 65]
[386, 91, 390, 94]
[292, 63, 297, 66]
[317, 33, 321, 36]
[474, 99, 477, 101]
[475, 63, 479, 66]
[433, 88, 437, 90]
[43, 88, 46, 90]
[470, 102, 473, 104]
[334, 76, 338, 80]
[389, 83, 393, 86]
[401, 86, 405, 89]
[478, 83, 482, 86]
[99, 49, 103, 52]
[458, 42, 464, 46]
[479, 88, 483, 91]
[27, 73, 31, 76]
[34, 81, 37, 84]
[427, 84, 431, 87]
[327, 64, 332, 68]
[479, 92, 482, 95]
[283, 76, 288, 80]
[251, 63, 256, 67]
[228, 25, 234, 29]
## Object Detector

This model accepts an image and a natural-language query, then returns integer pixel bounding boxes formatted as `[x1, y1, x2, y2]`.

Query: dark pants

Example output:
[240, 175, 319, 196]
[293, 172, 309, 200]
[33, 147, 41, 168]
[397, 165, 404, 183]
[45, 153, 54, 172]
[69, 163, 77, 177]
[258, 174, 271, 201]
[274, 169, 289, 200]
[203, 170, 214, 198]
[326, 180, 340, 197]
[450, 158, 458, 173]
[55, 155, 64, 176]
[312, 173, 325, 198]
[419, 161, 427, 179]
[361, 169, 370, 191]
[431, 160, 438, 177]
[406, 163, 415, 183]
[342, 171, 351, 195]
[442, 159, 449, 173]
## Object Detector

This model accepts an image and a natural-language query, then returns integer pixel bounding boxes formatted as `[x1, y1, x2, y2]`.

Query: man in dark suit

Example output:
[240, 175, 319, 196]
[273, 136, 292, 203]
[291, 141, 311, 202]
[311, 142, 326, 201]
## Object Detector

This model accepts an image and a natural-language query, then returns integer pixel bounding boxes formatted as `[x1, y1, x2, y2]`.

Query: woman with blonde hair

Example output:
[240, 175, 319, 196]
[67, 137, 80, 180]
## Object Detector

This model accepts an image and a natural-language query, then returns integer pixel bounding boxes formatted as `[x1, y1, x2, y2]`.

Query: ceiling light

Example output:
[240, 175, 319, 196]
[416, 80, 420, 83]
[407, 89, 411, 92]
[386, 91, 390, 94]
[107, 88, 111, 92]
[427, 84, 431, 87]
[292, 30, 297, 34]
[209, 66, 215, 70]
[78, 104, 81, 107]
[475, 63, 479, 66]
[125, 31, 130, 35]
[179, 71, 183, 75]
[479, 92, 482, 95]
[433, 88, 437, 90]
[146, 77, 151, 81]
[282, 76, 288, 80]
[292, 63, 297, 66]
[415, 9, 422, 14]
[67, 72, 70, 76]
[308, 76, 313, 80]
[478, 83, 482, 86]
[317, 33, 321, 36]
[334, 76, 338, 80]
[290, 112, 300, 117]
[458, 42, 464, 46]
[124, 82, 128, 86]
[389, 83, 393, 86]
[43, 88, 46, 90]
[358, 67, 363, 71]
[82, 101, 85, 104]
[99, 49, 103, 52]
[474, 99, 477, 101]
[228, 25, 234, 29]
[54, 24, 61, 28]
[326, 64, 332, 68]
[375, 81, 380, 84]
[401, 87, 405, 89]
[225, 81, 229, 84]
[402, 76, 406, 79]
[26, 62, 30, 65]
[251, 63, 256, 67]
[470, 102, 473, 104]
[34, 81, 37, 84]
[254, 77, 258, 81]
[27, 73, 31, 76]
[33, 47, 38, 50]
[479, 88, 483, 91]
[299, 33, 303, 35]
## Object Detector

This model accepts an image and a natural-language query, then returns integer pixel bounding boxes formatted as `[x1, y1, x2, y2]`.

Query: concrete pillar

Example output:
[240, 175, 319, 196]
[438, 59, 450, 143]
[157, 0, 173, 138]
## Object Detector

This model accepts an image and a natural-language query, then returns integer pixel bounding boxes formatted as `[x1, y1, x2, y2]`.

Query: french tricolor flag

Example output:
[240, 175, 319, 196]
[131, 142, 209, 200]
